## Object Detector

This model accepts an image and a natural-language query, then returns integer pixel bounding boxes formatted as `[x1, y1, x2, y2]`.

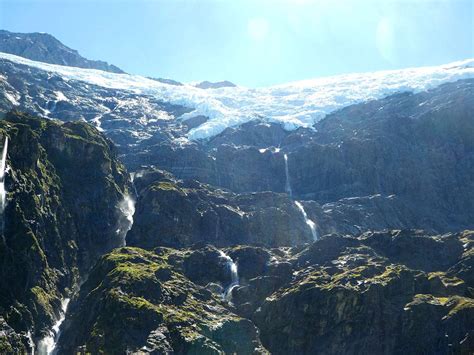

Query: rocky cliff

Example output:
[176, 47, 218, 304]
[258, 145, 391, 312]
[4, 58, 470, 234]
[0, 111, 129, 352]
[0, 30, 124, 73]
[51, 230, 474, 354]
[56, 247, 267, 354]
[255, 230, 474, 354]
[127, 168, 312, 249]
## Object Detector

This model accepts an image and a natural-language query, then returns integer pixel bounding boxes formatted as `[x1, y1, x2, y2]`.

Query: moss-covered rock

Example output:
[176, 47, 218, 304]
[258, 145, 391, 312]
[252, 230, 474, 354]
[56, 247, 267, 354]
[0, 111, 128, 347]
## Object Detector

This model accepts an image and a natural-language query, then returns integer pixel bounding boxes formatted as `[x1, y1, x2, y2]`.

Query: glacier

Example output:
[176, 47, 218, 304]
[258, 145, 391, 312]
[0, 51, 473, 140]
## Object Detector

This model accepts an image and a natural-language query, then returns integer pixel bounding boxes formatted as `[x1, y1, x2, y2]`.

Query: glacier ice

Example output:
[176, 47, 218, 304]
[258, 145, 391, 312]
[1, 52, 473, 140]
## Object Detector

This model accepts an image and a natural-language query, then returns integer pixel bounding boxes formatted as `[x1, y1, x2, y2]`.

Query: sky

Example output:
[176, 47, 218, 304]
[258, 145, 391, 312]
[0, 0, 472, 87]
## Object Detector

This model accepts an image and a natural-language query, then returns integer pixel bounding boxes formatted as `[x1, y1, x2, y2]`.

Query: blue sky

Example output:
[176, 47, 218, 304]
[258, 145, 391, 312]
[0, 0, 472, 87]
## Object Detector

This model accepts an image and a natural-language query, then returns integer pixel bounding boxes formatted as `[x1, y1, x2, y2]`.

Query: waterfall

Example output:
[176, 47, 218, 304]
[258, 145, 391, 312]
[218, 250, 239, 302]
[130, 172, 139, 198]
[283, 152, 319, 241]
[284, 154, 292, 197]
[0, 137, 8, 214]
[295, 201, 318, 241]
[116, 194, 135, 247]
[27, 331, 35, 355]
[115, 173, 138, 247]
[0, 137, 8, 238]
[37, 298, 70, 355]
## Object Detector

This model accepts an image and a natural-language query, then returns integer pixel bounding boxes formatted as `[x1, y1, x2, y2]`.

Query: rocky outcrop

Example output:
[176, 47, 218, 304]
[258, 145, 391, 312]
[127, 168, 313, 249]
[0, 111, 128, 350]
[56, 247, 267, 354]
[0, 317, 27, 353]
[51, 229, 474, 354]
[253, 230, 474, 354]
[0, 30, 124, 73]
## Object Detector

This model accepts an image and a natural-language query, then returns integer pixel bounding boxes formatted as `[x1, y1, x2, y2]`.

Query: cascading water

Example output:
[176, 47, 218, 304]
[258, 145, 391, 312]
[130, 172, 139, 198]
[295, 201, 319, 241]
[116, 172, 138, 247]
[284, 152, 319, 241]
[116, 194, 135, 247]
[218, 250, 239, 302]
[27, 331, 35, 355]
[0, 137, 9, 238]
[0, 137, 9, 214]
[284, 154, 292, 197]
[37, 298, 70, 355]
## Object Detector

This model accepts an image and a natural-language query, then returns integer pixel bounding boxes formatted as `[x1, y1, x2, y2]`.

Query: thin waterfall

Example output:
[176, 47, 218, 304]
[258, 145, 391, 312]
[130, 172, 139, 198]
[284, 154, 292, 197]
[0, 137, 8, 214]
[116, 194, 135, 247]
[116, 173, 137, 247]
[0, 137, 9, 238]
[284, 152, 319, 241]
[218, 250, 239, 302]
[27, 331, 35, 355]
[295, 201, 319, 241]
[37, 298, 70, 355]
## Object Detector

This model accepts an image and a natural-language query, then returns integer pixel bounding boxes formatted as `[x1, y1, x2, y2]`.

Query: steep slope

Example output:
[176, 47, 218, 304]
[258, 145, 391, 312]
[127, 168, 313, 249]
[56, 247, 267, 354]
[53, 230, 474, 354]
[122, 80, 474, 253]
[0, 30, 124, 73]
[1, 50, 473, 234]
[254, 230, 474, 354]
[0, 111, 129, 352]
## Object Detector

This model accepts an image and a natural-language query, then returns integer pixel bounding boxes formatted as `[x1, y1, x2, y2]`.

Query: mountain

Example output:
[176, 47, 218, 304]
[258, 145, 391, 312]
[0, 37, 473, 353]
[0, 51, 473, 235]
[0, 30, 124, 73]
[194, 80, 237, 89]
[148, 76, 183, 86]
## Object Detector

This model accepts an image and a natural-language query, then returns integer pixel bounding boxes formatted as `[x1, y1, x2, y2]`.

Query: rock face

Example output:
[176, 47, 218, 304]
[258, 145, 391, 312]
[0, 111, 128, 350]
[251, 230, 474, 354]
[127, 168, 313, 249]
[51, 230, 474, 354]
[5, 59, 471, 235]
[56, 247, 267, 354]
[0, 30, 124, 73]
[133, 80, 473, 234]
[0, 47, 472, 237]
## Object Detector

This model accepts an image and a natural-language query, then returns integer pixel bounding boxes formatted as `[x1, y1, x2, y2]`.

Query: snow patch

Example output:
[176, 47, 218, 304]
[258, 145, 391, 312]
[54, 91, 68, 102]
[4, 91, 19, 106]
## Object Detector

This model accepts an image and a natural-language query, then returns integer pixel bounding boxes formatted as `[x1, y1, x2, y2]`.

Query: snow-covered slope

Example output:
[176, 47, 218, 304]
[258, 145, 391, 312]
[1, 51, 473, 140]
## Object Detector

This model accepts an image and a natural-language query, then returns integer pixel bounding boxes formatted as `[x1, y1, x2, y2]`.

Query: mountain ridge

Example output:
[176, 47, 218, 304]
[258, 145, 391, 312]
[0, 30, 124, 74]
